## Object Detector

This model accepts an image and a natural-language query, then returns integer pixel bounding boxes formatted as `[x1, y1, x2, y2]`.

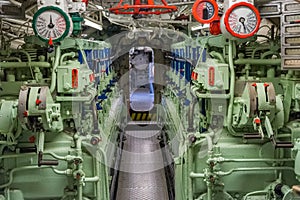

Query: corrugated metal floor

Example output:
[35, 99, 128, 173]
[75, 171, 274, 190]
[116, 129, 169, 200]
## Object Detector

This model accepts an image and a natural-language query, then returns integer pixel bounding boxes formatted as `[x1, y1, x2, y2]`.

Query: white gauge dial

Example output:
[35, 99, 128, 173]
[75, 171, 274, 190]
[229, 7, 257, 34]
[36, 11, 66, 40]
[33, 6, 72, 42]
[223, 2, 261, 39]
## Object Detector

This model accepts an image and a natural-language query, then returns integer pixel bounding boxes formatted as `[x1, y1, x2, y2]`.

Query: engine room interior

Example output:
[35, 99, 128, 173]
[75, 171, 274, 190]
[0, 0, 300, 200]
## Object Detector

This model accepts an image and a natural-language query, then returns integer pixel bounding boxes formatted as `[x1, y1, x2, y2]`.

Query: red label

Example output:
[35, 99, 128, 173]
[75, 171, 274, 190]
[191, 71, 198, 81]
[72, 69, 79, 88]
[89, 73, 95, 82]
[208, 67, 215, 86]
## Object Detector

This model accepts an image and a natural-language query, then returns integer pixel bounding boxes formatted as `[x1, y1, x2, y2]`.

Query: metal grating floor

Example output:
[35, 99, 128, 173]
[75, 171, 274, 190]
[116, 129, 169, 200]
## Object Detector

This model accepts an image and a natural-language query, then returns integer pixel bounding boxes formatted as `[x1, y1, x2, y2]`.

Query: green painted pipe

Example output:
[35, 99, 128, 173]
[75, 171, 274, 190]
[0, 62, 51, 68]
[216, 167, 294, 176]
[0, 166, 51, 188]
[227, 40, 238, 136]
[60, 51, 76, 65]
[234, 59, 281, 65]
[50, 46, 61, 93]
[190, 167, 294, 178]
[209, 51, 225, 63]
[188, 148, 193, 200]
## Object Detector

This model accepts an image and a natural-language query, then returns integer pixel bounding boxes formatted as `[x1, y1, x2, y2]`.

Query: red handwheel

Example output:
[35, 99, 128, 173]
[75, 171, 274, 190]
[109, 0, 177, 15]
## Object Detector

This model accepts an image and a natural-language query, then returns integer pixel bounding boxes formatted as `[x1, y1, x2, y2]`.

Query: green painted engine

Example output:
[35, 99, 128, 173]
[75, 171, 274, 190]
[163, 23, 300, 200]
[0, 37, 124, 200]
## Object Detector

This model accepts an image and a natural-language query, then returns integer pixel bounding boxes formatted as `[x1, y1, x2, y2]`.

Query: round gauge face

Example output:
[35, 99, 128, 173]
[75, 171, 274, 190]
[224, 2, 261, 39]
[192, 0, 218, 24]
[33, 6, 71, 42]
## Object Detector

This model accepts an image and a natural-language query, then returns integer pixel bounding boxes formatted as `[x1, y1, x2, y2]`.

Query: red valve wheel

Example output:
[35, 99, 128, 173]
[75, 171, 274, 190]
[109, 0, 177, 15]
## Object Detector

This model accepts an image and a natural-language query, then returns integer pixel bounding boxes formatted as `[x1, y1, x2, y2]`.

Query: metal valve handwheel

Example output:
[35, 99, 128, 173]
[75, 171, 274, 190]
[109, 0, 177, 15]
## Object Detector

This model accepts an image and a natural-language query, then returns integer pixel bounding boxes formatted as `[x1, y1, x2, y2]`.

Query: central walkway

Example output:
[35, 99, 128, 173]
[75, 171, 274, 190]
[116, 124, 169, 200]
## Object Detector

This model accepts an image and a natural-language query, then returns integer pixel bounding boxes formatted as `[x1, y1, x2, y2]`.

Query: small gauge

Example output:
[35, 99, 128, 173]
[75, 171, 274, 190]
[192, 0, 218, 24]
[33, 6, 72, 42]
[224, 2, 261, 39]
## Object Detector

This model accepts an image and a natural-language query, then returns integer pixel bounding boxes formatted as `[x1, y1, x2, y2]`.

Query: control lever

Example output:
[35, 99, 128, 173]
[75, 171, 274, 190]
[270, 136, 294, 149]
[38, 151, 59, 167]
[265, 116, 293, 148]
[37, 132, 58, 166]
[244, 134, 262, 139]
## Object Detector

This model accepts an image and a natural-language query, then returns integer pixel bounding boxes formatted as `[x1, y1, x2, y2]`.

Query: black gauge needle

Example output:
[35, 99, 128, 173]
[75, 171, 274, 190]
[48, 15, 54, 29]
[239, 17, 246, 33]
[241, 22, 247, 33]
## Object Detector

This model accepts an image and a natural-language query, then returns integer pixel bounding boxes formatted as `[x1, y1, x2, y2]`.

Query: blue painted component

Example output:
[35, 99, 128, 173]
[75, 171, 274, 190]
[98, 93, 107, 100]
[184, 99, 190, 106]
[179, 49, 185, 79]
[175, 49, 179, 74]
[171, 49, 175, 70]
[192, 48, 197, 61]
[96, 102, 103, 110]
[201, 99, 207, 133]
[202, 48, 207, 62]
[100, 50, 104, 65]
[197, 47, 201, 60]
[85, 49, 93, 69]
[104, 48, 110, 75]
[149, 83, 154, 94]
[186, 46, 191, 59]
[185, 61, 191, 82]
[78, 50, 83, 64]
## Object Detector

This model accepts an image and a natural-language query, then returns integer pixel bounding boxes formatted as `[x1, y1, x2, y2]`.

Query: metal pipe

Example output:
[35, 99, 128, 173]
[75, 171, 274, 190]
[190, 172, 205, 178]
[234, 59, 281, 66]
[85, 176, 99, 182]
[207, 182, 212, 200]
[168, 1, 194, 5]
[188, 148, 193, 200]
[216, 167, 295, 176]
[12, 50, 31, 62]
[190, 167, 295, 178]
[77, 182, 83, 200]
[8, 0, 21, 7]
[243, 190, 267, 200]
[0, 62, 50, 68]
[193, 90, 231, 99]
[226, 40, 237, 135]
[191, 85, 230, 99]
[209, 51, 225, 63]
[60, 52, 76, 65]
[0, 166, 50, 188]
[212, 158, 294, 163]
[187, 97, 197, 132]
[94, 156, 101, 200]
[53, 169, 72, 175]
[251, 46, 270, 58]
[50, 46, 61, 93]
[1, 57, 21, 62]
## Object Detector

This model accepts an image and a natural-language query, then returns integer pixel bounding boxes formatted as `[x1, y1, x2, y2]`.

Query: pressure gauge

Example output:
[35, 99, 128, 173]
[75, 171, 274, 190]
[192, 0, 218, 24]
[223, 2, 261, 39]
[33, 6, 72, 42]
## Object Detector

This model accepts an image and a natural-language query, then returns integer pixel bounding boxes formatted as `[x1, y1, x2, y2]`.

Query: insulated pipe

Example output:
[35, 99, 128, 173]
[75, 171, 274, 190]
[50, 46, 61, 93]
